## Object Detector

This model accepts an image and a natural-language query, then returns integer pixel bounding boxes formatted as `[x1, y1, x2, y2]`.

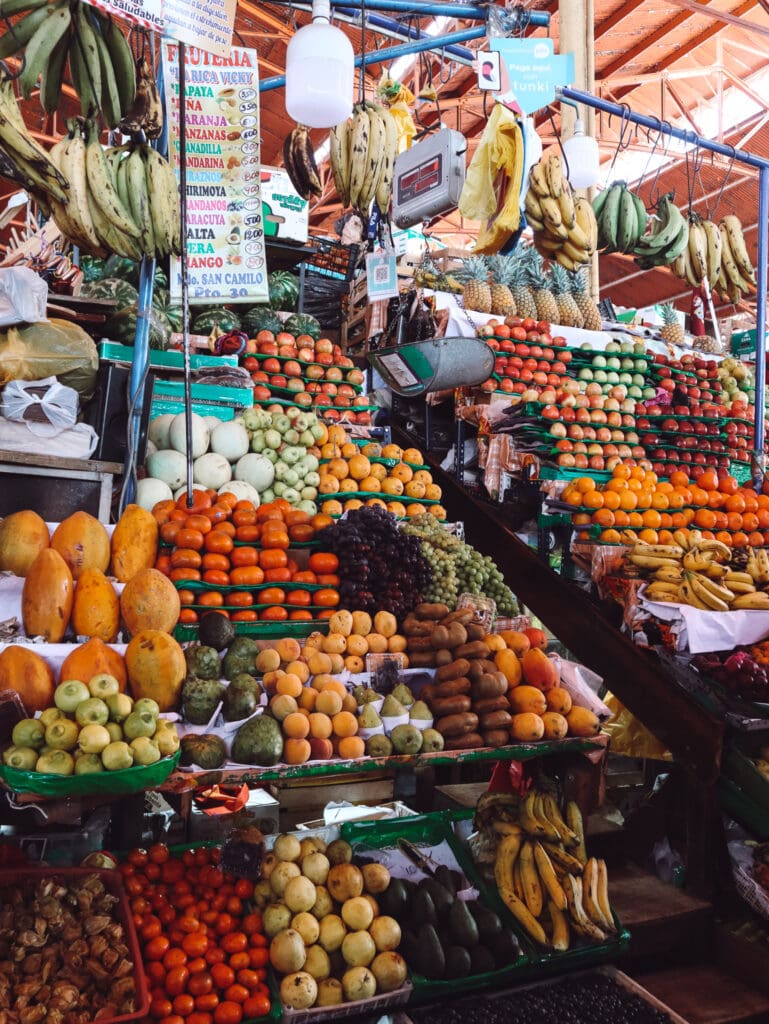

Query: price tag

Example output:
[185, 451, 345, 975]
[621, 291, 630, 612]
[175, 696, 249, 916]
[366, 251, 399, 301]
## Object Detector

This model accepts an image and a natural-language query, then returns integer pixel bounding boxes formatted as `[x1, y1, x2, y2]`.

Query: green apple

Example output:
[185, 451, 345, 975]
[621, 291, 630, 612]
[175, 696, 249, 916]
[3, 746, 38, 770]
[75, 698, 109, 727]
[78, 724, 111, 755]
[36, 750, 74, 775]
[124, 711, 157, 740]
[74, 753, 104, 775]
[45, 718, 80, 751]
[130, 736, 161, 766]
[39, 707, 64, 729]
[101, 741, 133, 771]
[88, 674, 120, 700]
[11, 718, 45, 751]
[106, 692, 133, 724]
[54, 680, 90, 713]
[133, 698, 160, 718]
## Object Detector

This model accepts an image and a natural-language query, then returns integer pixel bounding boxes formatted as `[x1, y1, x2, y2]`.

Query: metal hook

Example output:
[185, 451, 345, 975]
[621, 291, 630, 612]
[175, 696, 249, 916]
[637, 126, 663, 210]
[607, 103, 632, 181]
[438, 51, 452, 85]
[711, 143, 737, 221]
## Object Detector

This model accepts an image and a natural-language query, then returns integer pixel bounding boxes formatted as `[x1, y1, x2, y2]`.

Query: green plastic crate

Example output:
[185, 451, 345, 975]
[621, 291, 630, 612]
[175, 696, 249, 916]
[99, 342, 238, 370]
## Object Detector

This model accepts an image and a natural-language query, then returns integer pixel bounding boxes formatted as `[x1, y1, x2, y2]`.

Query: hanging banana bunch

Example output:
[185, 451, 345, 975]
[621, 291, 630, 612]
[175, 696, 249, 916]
[0, 0, 137, 126]
[47, 117, 180, 259]
[327, 100, 398, 214]
[592, 181, 648, 254]
[525, 151, 598, 270]
[283, 124, 323, 202]
[631, 193, 689, 269]
[0, 73, 68, 213]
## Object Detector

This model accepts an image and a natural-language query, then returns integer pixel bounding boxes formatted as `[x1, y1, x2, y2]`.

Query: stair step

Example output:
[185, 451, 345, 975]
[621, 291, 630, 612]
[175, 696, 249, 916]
[634, 966, 769, 1024]
[609, 864, 713, 961]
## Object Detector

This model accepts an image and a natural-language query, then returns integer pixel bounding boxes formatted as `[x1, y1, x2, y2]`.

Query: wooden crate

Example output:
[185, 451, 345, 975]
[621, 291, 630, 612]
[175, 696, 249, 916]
[340, 273, 369, 355]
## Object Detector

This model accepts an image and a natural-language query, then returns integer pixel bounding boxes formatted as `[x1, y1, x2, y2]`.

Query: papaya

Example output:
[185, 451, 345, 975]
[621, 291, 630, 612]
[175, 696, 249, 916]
[0, 510, 49, 576]
[521, 648, 560, 691]
[0, 645, 55, 713]
[71, 568, 120, 642]
[508, 685, 547, 715]
[120, 568, 181, 635]
[60, 638, 127, 691]
[111, 504, 158, 582]
[499, 630, 530, 656]
[22, 548, 73, 642]
[51, 511, 110, 579]
[125, 629, 186, 710]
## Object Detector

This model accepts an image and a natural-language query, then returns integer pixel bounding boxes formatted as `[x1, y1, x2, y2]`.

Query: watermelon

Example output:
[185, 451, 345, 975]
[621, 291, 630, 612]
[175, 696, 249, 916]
[242, 306, 283, 337]
[79, 255, 105, 283]
[152, 288, 183, 333]
[192, 307, 241, 334]
[268, 270, 299, 312]
[284, 313, 321, 340]
[106, 304, 172, 350]
[101, 256, 168, 290]
[81, 278, 139, 308]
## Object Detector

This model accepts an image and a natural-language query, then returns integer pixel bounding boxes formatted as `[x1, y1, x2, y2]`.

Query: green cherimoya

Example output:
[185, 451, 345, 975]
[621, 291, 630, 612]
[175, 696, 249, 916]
[184, 644, 222, 680]
[180, 733, 228, 770]
[182, 677, 225, 726]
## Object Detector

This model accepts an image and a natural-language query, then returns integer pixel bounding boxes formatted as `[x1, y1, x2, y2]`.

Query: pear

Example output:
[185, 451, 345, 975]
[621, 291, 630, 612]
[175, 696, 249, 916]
[358, 704, 382, 729]
[155, 725, 180, 756]
[381, 694, 407, 718]
[421, 728, 445, 753]
[409, 700, 431, 721]
[391, 684, 414, 707]
[352, 685, 368, 705]
[75, 698, 109, 727]
[75, 753, 105, 775]
[360, 688, 380, 704]
[366, 734, 393, 757]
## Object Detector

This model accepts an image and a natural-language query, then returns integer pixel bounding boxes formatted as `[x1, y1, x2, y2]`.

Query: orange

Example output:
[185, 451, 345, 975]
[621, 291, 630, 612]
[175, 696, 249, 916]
[689, 487, 708, 507]
[716, 530, 733, 546]
[332, 711, 358, 738]
[583, 491, 604, 509]
[613, 510, 630, 527]
[276, 674, 303, 699]
[733, 531, 749, 548]
[658, 529, 675, 544]
[657, 481, 674, 494]
[668, 492, 685, 509]
[714, 511, 728, 530]
[682, 508, 695, 525]
[635, 490, 652, 510]
[599, 529, 622, 544]
[391, 462, 414, 483]
[700, 530, 715, 540]
[719, 475, 739, 495]
[641, 509, 661, 529]
[670, 512, 686, 528]
[698, 469, 719, 491]
[757, 495, 769, 510]
[629, 466, 646, 480]
[348, 455, 371, 480]
[592, 509, 614, 527]
[637, 528, 658, 544]
[602, 491, 621, 510]
[758, 509, 769, 529]
[308, 712, 333, 739]
[645, 471, 658, 486]
[749, 531, 765, 547]
[707, 490, 724, 509]
[564, 490, 583, 506]
[725, 494, 746, 513]
[282, 712, 310, 739]
[575, 476, 597, 493]
[669, 470, 690, 488]
[743, 512, 759, 533]
[606, 478, 628, 493]
[627, 478, 643, 492]
[628, 511, 643, 528]
[694, 509, 717, 530]
[572, 512, 592, 526]
[727, 512, 744, 531]
[613, 464, 631, 480]
[651, 492, 669, 510]
[619, 491, 638, 511]
[327, 457, 350, 480]
[744, 492, 759, 513]
[659, 512, 673, 528]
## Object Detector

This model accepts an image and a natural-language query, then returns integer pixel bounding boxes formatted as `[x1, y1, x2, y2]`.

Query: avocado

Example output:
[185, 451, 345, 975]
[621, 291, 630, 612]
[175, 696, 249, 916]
[449, 899, 479, 948]
[181, 677, 224, 725]
[180, 733, 228, 769]
[390, 724, 422, 755]
[417, 923, 445, 980]
[381, 694, 407, 718]
[184, 644, 221, 680]
[409, 699, 431, 721]
[421, 878, 454, 920]
[379, 878, 408, 919]
[222, 681, 258, 722]
[231, 714, 283, 765]
[222, 637, 260, 679]
[358, 704, 382, 729]
[391, 683, 414, 707]
[444, 945, 472, 978]
[398, 927, 419, 966]
[469, 944, 496, 975]
[494, 928, 521, 968]
[469, 902, 502, 942]
[435, 864, 460, 896]
[411, 888, 437, 927]
[366, 734, 392, 758]
[198, 612, 235, 652]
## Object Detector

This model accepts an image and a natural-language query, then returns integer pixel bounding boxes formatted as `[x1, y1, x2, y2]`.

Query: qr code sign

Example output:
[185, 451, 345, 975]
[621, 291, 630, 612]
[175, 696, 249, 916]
[373, 265, 390, 284]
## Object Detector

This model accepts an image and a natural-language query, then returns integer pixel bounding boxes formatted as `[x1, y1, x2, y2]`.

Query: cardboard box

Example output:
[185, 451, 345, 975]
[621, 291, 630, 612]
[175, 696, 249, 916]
[273, 775, 394, 832]
[261, 166, 309, 243]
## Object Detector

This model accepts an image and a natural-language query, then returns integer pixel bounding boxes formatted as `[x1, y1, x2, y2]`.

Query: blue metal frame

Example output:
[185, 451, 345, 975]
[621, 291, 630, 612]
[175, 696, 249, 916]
[560, 85, 769, 460]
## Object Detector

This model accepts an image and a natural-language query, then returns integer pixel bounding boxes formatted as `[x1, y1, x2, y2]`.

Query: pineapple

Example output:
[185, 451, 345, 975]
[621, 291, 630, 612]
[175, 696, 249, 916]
[530, 253, 560, 324]
[487, 255, 517, 317]
[570, 269, 602, 332]
[550, 262, 583, 328]
[510, 251, 538, 321]
[659, 302, 685, 346]
[461, 256, 492, 313]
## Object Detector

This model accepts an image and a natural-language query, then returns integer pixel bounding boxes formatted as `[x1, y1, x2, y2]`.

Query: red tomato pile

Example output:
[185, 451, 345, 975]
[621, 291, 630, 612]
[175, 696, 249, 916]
[121, 843, 271, 1024]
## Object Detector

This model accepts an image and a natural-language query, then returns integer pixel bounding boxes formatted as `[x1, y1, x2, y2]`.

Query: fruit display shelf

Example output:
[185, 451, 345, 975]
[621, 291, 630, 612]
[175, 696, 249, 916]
[0, 749, 181, 797]
[156, 736, 603, 791]
[174, 618, 330, 642]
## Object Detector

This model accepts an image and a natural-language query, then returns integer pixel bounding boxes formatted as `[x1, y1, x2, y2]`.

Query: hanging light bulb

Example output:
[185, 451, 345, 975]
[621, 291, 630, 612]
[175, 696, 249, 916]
[285, 0, 354, 129]
[562, 117, 600, 189]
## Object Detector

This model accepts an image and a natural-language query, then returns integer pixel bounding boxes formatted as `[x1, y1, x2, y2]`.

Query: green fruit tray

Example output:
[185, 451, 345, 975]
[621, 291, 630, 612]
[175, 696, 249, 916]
[174, 620, 328, 642]
[639, 412, 727, 422]
[172, 579, 330, 594]
[320, 490, 441, 506]
[319, 457, 430, 471]
[0, 749, 180, 797]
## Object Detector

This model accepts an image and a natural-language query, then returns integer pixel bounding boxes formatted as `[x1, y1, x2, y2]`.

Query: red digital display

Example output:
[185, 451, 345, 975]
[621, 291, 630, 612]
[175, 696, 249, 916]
[397, 153, 443, 203]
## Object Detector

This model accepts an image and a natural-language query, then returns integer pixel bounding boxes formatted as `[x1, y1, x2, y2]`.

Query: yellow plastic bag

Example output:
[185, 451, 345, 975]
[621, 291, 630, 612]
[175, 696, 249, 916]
[602, 692, 672, 761]
[459, 103, 524, 254]
[378, 76, 416, 153]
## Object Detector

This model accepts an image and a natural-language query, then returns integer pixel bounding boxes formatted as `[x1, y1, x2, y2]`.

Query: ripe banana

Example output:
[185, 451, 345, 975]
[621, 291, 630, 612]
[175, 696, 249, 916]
[532, 793, 561, 842]
[547, 900, 570, 951]
[347, 104, 371, 211]
[495, 834, 547, 946]
[584, 858, 613, 931]
[687, 216, 707, 283]
[375, 107, 398, 212]
[357, 102, 387, 212]
[541, 793, 579, 847]
[722, 214, 756, 284]
[533, 842, 567, 911]
[518, 790, 548, 838]
[120, 55, 163, 139]
[283, 124, 323, 202]
[0, 77, 69, 203]
[563, 874, 607, 942]
[701, 218, 722, 290]
[731, 592, 769, 610]
[519, 842, 543, 918]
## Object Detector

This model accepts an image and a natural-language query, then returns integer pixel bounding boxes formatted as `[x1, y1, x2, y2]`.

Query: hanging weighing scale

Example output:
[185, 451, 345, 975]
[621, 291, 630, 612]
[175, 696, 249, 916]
[391, 128, 467, 229]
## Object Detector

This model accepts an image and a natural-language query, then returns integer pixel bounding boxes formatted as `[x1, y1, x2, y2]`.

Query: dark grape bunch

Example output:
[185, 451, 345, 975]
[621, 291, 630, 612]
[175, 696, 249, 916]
[401, 514, 518, 615]
[409, 975, 674, 1024]
[692, 650, 769, 702]
[315, 507, 431, 619]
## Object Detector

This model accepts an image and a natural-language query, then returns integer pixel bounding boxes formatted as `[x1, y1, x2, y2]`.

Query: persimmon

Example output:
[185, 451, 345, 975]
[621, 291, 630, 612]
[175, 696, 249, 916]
[229, 566, 264, 586]
[205, 532, 234, 554]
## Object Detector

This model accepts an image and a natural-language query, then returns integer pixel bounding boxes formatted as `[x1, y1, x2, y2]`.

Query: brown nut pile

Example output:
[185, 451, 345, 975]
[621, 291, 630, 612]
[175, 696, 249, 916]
[0, 873, 136, 1024]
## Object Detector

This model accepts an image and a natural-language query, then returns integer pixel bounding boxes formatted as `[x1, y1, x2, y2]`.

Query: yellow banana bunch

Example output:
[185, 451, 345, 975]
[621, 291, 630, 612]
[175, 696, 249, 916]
[526, 152, 597, 270]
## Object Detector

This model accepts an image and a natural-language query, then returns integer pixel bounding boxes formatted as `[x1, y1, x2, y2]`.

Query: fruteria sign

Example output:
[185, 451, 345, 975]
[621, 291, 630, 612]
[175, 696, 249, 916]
[163, 43, 269, 305]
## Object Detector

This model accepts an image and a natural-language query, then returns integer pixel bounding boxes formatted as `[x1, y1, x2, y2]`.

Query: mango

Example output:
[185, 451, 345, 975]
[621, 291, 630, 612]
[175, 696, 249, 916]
[521, 648, 560, 691]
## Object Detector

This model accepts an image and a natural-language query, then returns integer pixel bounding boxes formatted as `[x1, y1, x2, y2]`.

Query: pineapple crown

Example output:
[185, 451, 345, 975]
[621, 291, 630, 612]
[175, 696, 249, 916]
[487, 253, 516, 287]
[660, 302, 680, 325]
[460, 255, 489, 283]
[549, 261, 569, 294]
[521, 247, 544, 287]
[569, 267, 589, 294]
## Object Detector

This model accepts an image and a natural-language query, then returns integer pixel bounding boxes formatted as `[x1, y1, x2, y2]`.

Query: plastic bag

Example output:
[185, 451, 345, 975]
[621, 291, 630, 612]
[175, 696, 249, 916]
[0, 418, 98, 458]
[0, 269, 47, 327]
[1, 377, 78, 433]
[0, 319, 98, 400]
[602, 691, 672, 760]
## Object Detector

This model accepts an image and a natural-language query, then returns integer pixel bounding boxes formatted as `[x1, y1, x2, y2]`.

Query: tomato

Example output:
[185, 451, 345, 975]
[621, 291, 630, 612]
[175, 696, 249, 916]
[225, 897, 242, 916]
[220, 932, 247, 955]
[129, 848, 149, 867]
[189, 972, 214, 996]
[260, 605, 288, 621]
[145, 935, 171, 961]
[213, 913, 234, 936]
[196, 993, 220, 1012]
[224, 984, 249, 1004]
[202, 570, 230, 587]
[263, 567, 292, 583]
[147, 961, 167, 987]
[314, 588, 340, 607]
[236, 969, 261, 990]
[213, 1002, 243, 1024]
[142, 918, 163, 942]
[211, 962, 235, 989]
[242, 993, 271, 1018]
[205, 946, 226, 966]
[179, 916, 201, 934]
[166, 966, 190, 997]
[173, 993, 196, 1016]
[150, 996, 173, 1019]
[235, 525, 261, 543]
[188, 1013, 214, 1024]
[232, 610, 259, 622]
[187, 956, 207, 975]
[183, 931, 209, 958]
[235, 880, 254, 901]
[248, 934, 268, 950]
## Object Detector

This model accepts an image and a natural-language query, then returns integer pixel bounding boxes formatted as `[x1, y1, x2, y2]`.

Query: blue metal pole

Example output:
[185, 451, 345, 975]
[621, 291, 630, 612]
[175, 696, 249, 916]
[265, 0, 550, 19]
[335, 7, 475, 62]
[754, 166, 768, 458]
[261, 25, 486, 91]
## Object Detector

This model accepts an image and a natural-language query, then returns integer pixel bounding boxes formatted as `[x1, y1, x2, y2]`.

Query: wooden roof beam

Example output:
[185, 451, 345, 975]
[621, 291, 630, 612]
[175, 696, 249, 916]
[594, 0, 647, 40]
[665, 0, 769, 37]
